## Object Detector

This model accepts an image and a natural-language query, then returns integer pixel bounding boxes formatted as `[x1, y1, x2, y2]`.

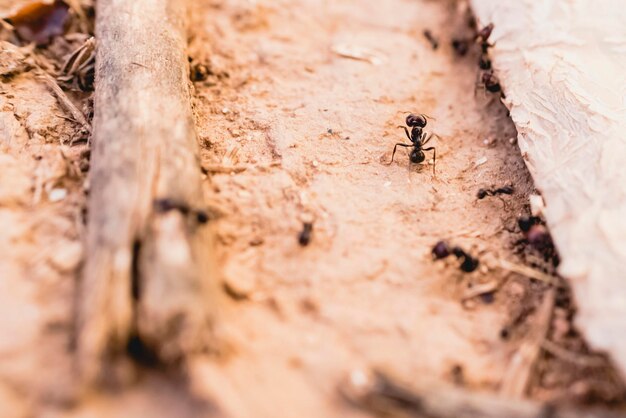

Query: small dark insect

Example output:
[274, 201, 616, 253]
[431, 241, 479, 273]
[478, 54, 491, 71]
[423, 29, 439, 50]
[477, 185, 514, 200]
[518, 216, 541, 232]
[451, 38, 470, 56]
[298, 222, 314, 246]
[196, 210, 210, 224]
[475, 70, 503, 97]
[432, 240, 450, 259]
[387, 113, 438, 174]
[452, 246, 480, 273]
[526, 224, 552, 251]
[451, 364, 465, 386]
[516, 216, 559, 265]
[476, 23, 495, 53]
[190, 63, 211, 82]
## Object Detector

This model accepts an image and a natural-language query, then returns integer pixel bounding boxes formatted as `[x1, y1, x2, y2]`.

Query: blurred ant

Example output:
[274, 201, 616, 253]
[423, 29, 439, 50]
[477, 185, 514, 200]
[475, 70, 504, 97]
[475, 23, 495, 53]
[451, 38, 470, 56]
[472, 23, 504, 97]
[432, 241, 480, 273]
[298, 222, 314, 246]
[477, 185, 513, 209]
[516, 216, 559, 265]
[387, 113, 439, 174]
[478, 55, 491, 70]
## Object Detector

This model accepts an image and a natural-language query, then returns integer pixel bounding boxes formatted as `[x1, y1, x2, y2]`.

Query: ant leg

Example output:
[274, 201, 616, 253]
[387, 143, 411, 165]
[498, 196, 510, 211]
[397, 126, 412, 142]
[423, 146, 436, 175]
[421, 132, 442, 147]
[474, 71, 486, 97]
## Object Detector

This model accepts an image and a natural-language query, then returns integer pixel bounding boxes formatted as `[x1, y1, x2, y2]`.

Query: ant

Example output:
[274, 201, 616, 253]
[475, 70, 503, 97]
[472, 23, 503, 97]
[475, 23, 495, 54]
[298, 222, 314, 246]
[451, 38, 470, 56]
[477, 185, 514, 200]
[387, 113, 439, 174]
[432, 241, 480, 273]
[478, 55, 491, 71]
[517, 216, 555, 257]
[423, 29, 439, 50]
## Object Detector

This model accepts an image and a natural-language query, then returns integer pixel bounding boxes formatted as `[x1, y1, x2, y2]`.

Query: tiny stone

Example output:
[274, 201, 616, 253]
[48, 188, 67, 202]
[49, 241, 83, 273]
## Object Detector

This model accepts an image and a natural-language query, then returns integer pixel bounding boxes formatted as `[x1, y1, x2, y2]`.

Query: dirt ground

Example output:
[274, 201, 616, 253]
[0, 0, 625, 417]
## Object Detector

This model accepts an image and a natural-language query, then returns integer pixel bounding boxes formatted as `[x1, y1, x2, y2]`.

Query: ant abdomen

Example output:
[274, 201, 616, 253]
[410, 150, 425, 164]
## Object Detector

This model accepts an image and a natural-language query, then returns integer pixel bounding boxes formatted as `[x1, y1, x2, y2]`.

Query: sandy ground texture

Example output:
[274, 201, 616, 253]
[0, 0, 624, 417]
[186, 0, 624, 415]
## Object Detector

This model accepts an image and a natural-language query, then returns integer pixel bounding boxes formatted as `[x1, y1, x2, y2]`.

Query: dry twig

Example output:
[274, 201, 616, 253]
[78, 0, 216, 384]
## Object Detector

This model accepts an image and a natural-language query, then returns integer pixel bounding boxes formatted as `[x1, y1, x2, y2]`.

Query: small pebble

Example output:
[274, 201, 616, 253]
[48, 188, 67, 202]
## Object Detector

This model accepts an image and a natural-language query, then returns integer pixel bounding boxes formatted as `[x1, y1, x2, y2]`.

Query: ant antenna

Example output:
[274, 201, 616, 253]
[398, 110, 437, 121]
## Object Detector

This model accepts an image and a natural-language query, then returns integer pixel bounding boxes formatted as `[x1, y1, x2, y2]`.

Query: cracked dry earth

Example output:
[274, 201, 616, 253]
[0, 0, 624, 417]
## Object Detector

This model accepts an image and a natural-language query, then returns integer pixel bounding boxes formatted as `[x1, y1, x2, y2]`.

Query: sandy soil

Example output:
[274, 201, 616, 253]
[0, 0, 624, 417]
[185, 0, 623, 415]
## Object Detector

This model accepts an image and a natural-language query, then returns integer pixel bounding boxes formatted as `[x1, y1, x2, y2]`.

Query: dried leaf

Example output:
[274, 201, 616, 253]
[6, 0, 69, 45]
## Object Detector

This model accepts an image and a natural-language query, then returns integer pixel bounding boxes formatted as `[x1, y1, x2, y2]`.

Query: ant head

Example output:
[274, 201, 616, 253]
[478, 23, 494, 40]
[406, 113, 428, 128]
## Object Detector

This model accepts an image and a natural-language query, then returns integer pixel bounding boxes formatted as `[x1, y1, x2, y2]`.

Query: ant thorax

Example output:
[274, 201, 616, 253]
[411, 126, 423, 142]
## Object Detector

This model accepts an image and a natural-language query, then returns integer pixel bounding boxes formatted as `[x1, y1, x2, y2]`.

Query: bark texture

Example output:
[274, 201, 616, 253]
[79, 0, 214, 383]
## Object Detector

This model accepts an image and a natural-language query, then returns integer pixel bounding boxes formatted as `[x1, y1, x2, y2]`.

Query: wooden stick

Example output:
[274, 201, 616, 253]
[78, 0, 215, 383]
[500, 288, 555, 397]
[340, 370, 623, 418]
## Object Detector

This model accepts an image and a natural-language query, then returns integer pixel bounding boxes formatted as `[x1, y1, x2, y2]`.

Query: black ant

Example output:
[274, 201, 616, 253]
[423, 29, 439, 50]
[478, 55, 491, 71]
[451, 38, 470, 56]
[432, 241, 480, 273]
[517, 216, 557, 262]
[298, 222, 314, 246]
[387, 113, 439, 174]
[475, 23, 495, 53]
[475, 70, 503, 97]
[472, 23, 503, 97]
[477, 185, 514, 200]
